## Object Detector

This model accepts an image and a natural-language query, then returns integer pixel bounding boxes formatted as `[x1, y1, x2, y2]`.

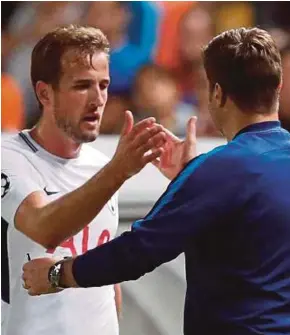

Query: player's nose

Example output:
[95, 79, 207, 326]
[91, 85, 106, 107]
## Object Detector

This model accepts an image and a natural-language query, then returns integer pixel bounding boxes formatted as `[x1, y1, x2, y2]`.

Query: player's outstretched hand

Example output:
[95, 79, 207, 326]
[22, 257, 61, 296]
[152, 117, 197, 180]
[111, 110, 167, 180]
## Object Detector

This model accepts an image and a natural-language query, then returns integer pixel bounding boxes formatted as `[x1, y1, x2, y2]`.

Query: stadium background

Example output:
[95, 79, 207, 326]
[1, 1, 290, 334]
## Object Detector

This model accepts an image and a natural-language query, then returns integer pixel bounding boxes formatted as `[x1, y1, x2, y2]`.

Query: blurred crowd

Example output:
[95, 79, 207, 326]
[2, 1, 290, 136]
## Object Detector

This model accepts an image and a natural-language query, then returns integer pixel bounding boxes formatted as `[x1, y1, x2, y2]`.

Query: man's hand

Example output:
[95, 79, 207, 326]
[22, 257, 64, 296]
[153, 117, 197, 180]
[110, 111, 167, 181]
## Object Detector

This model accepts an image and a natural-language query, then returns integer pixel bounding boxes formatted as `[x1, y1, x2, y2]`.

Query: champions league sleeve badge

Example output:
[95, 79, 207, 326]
[1, 173, 10, 198]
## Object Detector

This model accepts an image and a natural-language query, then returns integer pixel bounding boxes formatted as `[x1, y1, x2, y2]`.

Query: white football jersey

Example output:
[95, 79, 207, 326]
[1, 130, 119, 335]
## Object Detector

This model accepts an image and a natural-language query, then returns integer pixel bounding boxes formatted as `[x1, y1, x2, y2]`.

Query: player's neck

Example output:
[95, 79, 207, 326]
[224, 112, 279, 142]
[30, 119, 82, 159]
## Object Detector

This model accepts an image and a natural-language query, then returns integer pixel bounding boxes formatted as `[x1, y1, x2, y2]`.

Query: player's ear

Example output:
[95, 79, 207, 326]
[35, 81, 53, 109]
[214, 83, 227, 107]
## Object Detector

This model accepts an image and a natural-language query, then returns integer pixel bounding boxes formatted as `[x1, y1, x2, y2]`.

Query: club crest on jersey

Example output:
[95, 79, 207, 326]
[108, 198, 116, 215]
[1, 173, 10, 198]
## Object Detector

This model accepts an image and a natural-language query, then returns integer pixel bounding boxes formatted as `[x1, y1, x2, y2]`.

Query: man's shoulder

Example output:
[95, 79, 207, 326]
[229, 127, 290, 156]
[195, 142, 253, 177]
[2, 133, 33, 162]
[2, 132, 22, 148]
[1, 133, 43, 184]
[200, 144, 236, 166]
[178, 145, 231, 185]
[202, 136, 285, 176]
[206, 138, 263, 163]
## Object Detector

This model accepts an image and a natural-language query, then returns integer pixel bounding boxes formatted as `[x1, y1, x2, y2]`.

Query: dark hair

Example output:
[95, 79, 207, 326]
[203, 27, 282, 113]
[31, 24, 110, 107]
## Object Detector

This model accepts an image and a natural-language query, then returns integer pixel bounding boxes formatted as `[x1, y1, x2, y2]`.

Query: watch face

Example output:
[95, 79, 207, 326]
[49, 263, 62, 288]
[49, 259, 72, 289]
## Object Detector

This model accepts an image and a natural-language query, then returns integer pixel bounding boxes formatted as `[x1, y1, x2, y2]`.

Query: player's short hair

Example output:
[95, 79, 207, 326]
[203, 27, 282, 113]
[31, 24, 109, 103]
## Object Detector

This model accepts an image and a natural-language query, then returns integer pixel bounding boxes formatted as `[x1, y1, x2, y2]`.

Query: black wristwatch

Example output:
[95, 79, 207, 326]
[48, 257, 72, 289]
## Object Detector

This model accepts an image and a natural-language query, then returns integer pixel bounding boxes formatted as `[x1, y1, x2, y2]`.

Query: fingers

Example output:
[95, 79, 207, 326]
[22, 267, 34, 292]
[120, 110, 134, 136]
[22, 262, 29, 272]
[127, 116, 156, 140]
[151, 157, 161, 169]
[143, 148, 165, 165]
[159, 140, 174, 168]
[183, 116, 197, 163]
[133, 129, 167, 167]
[27, 287, 43, 296]
[28, 289, 39, 296]
[139, 131, 166, 153]
[132, 123, 164, 148]
[22, 281, 30, 290]
[22, 273, 57, 296]
[162, 127, 181, 144]
[27, 287, 53, 296]
[186, 116, 197, 146]
[114, 116, 167, 178]
[22, 273, 33, 293]
[22, 258, 61, 297]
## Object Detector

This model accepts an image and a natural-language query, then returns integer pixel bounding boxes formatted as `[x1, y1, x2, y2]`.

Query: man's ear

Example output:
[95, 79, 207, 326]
[214, 83, 227, 107]
[35, 81, 53, 108]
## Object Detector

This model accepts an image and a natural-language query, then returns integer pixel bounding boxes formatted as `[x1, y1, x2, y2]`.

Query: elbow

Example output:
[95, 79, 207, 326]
[32, 233, 63, 250]
[15, 220, 60, 250]
[15, 208, 66, 250]
[41, 240, 59, 250]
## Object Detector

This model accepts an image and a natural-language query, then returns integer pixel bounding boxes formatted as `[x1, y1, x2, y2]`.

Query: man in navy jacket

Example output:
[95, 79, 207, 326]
[23, 27, 290, 335]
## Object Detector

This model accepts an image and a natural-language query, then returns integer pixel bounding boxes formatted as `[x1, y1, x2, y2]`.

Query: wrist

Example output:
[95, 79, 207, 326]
[48, 257, 78, 289]
[48, 258, 68, 289]
[107, 159, 128, 184]
[59, 257, 78, 288]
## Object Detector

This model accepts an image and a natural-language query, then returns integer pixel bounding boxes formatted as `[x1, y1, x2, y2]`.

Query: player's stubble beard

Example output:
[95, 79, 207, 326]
[53, 103, 100, 144]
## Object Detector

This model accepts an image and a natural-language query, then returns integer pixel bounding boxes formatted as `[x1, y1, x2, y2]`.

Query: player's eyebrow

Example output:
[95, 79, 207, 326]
[72, 78, 94, 85]
[72, 78, 110, 85]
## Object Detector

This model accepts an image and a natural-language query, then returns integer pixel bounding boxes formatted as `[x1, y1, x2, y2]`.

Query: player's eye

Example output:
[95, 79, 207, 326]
[99, 82, 109, 91]
[74, 83, 91, 90]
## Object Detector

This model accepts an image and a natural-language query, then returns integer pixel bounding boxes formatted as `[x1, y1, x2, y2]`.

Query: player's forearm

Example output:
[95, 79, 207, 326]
[32, 160, 125, 248]
[16, 120, 166, 248]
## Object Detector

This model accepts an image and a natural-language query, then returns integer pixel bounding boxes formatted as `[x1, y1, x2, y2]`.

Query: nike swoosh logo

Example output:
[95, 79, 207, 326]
[43, 187, 59, 196]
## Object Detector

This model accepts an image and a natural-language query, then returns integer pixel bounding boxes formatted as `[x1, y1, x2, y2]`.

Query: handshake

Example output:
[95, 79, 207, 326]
[22, 112, 198, 296]
[110, 111, 198, 181]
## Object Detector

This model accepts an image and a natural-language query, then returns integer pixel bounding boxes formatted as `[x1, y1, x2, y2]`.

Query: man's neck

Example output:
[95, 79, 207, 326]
[29, 119, 81, 159]
[224, 112, 279, 142]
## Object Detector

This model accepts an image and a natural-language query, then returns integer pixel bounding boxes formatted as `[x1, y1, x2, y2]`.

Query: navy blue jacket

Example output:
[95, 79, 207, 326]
[73, 121, 290, 334]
